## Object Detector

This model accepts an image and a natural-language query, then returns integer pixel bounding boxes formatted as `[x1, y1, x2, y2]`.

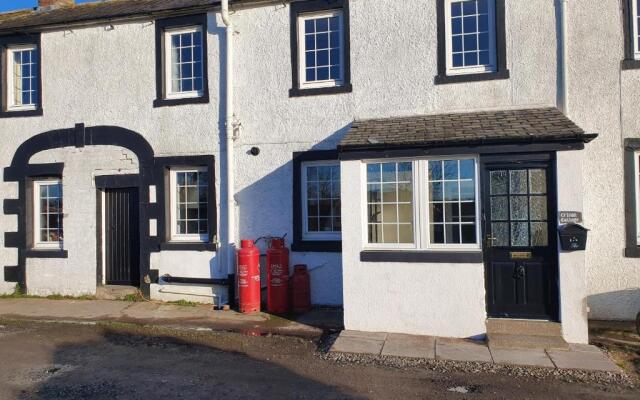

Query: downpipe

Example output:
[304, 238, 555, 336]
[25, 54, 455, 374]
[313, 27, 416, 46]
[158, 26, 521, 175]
[221, 0, 237, 305]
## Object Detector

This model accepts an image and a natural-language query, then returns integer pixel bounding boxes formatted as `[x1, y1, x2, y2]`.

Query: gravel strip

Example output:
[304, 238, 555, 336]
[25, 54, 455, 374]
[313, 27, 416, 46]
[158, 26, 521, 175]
[315, 332, 636, 389]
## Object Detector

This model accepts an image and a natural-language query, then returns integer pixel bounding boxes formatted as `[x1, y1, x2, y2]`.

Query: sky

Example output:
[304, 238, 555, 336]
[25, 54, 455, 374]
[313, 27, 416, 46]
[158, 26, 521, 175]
[0, 0, 99, 13]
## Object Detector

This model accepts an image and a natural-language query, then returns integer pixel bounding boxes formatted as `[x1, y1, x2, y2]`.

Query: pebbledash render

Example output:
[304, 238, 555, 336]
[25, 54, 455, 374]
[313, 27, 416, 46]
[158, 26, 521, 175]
[0, 0, 638, 343]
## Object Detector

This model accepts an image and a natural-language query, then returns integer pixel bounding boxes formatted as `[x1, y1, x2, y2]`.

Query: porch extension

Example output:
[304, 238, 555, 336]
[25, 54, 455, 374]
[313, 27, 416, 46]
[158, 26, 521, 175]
[329, 330, 621, 373]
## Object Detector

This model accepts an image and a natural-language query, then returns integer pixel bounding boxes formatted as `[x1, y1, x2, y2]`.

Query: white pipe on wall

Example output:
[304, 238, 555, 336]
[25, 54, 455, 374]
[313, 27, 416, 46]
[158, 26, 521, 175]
[221, 0, 236, 278]
[558, 0, 569, 116]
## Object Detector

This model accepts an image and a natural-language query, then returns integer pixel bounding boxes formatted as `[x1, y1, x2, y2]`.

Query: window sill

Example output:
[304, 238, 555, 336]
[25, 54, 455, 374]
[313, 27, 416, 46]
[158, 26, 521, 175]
[24, 249, 68, 259]
[621, 59, 640, 70]
[624, 246, 640, 258]
[0, 108, 43, 118]
[360, 250, 483, 263]
[153, 94, 209, 108]
[434, 69, 510, 85]
[289, 83, 353, 98]
[159, 242, 217, 251]
[291, 240, 342, 253]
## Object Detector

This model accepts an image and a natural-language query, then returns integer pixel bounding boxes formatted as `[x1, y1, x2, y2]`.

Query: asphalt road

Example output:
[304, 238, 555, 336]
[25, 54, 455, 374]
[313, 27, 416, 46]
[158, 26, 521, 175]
[0, 320, 636, 399]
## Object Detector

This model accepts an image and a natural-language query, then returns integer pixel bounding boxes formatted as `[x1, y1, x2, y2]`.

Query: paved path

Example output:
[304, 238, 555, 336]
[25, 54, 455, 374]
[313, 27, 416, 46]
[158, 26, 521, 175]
[330, 330, 622, 373]
[0, 298, 332, 338]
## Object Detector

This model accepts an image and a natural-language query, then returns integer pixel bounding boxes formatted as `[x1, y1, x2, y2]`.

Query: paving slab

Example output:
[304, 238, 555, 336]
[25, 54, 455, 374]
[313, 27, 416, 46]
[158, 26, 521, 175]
[436, 339, 493, 363]
[0, 298, 129, 320]
[490, 347, 555, 368]
[330, 335, 385, 355]
[340, 330, 388, 341]
[547, 349, 621, 373]
[381, 333, 435, 359]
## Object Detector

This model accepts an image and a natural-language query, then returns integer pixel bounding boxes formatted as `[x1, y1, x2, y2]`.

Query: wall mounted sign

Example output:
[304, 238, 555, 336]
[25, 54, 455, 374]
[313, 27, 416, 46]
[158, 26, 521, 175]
[559, 211, 583, 224]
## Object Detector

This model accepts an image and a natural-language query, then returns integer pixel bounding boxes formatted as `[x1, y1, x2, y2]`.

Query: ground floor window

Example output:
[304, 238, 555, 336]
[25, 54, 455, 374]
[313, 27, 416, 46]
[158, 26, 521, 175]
[169, 167, 208, 242]
[365, 157, 479, 249]
[33, 179, 63, 249]
[302, 161, 341, 240]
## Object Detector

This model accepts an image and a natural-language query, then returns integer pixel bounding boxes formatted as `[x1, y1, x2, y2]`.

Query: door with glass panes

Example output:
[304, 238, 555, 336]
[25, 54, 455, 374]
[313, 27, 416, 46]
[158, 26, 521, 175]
[481, 157, 558, 320]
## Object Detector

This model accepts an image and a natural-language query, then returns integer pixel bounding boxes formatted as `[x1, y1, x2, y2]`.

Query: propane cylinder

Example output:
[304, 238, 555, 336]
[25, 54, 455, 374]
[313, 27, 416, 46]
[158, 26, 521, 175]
[237, 240, 260, 313]
[291, 264, 311, 313]
[267, 238, 290, 314]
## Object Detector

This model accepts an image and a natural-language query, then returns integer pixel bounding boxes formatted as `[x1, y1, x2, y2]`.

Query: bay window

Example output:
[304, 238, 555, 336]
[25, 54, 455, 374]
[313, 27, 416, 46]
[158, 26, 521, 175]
[365, 158, 479, 250]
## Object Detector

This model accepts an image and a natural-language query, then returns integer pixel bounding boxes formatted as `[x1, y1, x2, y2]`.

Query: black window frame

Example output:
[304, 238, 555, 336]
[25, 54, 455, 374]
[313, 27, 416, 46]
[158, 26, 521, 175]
[0, 33, 43, 118]
[292, 150, 342, 252]
[622, 0, 640, 70]
[624, 139, 640, 257]
[289, 0, 352, 97]
[153, 14, 210, 108]
[434, 0, 509, 85]
[155, 155, 217, 252]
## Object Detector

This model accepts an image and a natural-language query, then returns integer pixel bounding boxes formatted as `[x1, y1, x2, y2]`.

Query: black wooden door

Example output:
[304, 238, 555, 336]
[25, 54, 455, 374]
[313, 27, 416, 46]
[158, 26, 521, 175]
[482, 159, 558, 320]
[105, 188, 140, 286]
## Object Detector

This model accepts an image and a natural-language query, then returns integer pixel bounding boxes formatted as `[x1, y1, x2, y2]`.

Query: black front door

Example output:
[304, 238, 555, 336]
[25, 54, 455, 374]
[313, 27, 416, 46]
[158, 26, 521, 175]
[105, 188, 140, 286]
[482, 157, 558, 320]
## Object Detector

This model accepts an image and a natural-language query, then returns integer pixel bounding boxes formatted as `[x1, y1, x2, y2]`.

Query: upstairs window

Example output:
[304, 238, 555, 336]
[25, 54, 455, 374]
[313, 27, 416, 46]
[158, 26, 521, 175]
[435, 0, 508, 84]
[289, 0, 352, 97]
[33, 179, 63, 249]
[299, 11, 344, 88]
[165, 27, 204, 99]
[154, 15, 209, 107]
[446, 0, 496, 75]
[632, 0, 640, 59]
[8, 45, 39, 111]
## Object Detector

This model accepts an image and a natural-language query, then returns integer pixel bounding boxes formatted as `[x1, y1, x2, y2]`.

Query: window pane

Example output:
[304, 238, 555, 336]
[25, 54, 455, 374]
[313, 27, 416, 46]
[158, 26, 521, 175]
[510, 196, 529, 221]
[492, 222, 509, 246]
[510, 170, 528, 194]
[511, 222, 529, 247]
[490, 171, 507, 195]
[490, 196, 508, 220]
[36, 181, 63, 244]
[300, 12, 343, 84]
[428, 159, 477, 245]
[531, 222, 548, 247]
[174, 170, 208, 237]
[529, 169, 546, 194]
[304, 163, 341, 234]
[449, 0, 494, 68]
[529, 196, 547, 221]
[367, 162, 413, 244]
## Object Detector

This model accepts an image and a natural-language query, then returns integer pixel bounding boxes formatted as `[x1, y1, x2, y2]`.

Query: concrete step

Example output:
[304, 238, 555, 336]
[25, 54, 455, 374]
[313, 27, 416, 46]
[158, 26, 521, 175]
[488, 333, 569, 350]
[96, 285, 139, 300]
[486, 319, 562, 337]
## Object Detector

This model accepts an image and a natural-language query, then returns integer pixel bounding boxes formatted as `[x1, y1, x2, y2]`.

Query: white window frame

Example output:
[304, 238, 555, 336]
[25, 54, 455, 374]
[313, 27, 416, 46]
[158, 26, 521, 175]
[635, 151, 640, 244]
[632, 0, 640, 59]
[33, 179, 63, 250]
[298, 10, 345, 89]
[362, 159, 420, 250]
[301, 160, 342, 241]
[7, 44, 38, 111]
[362, 156, 481, 251]
[444, 0, 497, 76]
[169, 167, 209, 243]
[163, 26, 204, 100]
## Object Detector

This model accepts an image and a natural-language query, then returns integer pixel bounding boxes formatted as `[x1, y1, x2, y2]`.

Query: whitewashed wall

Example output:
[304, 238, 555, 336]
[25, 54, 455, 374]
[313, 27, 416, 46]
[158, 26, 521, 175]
[230, 0, 558, 307]
[0, 16, 225, 300]
[567, 0, 640, 320]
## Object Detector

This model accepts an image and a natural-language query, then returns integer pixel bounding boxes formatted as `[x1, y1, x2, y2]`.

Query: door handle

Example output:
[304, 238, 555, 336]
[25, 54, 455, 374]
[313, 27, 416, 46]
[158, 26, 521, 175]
[485, 234, 497, 247]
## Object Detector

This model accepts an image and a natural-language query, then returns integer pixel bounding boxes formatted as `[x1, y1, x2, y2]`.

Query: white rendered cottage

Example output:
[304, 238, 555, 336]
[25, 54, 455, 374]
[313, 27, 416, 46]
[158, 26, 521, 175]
[0, 0, 638, 344]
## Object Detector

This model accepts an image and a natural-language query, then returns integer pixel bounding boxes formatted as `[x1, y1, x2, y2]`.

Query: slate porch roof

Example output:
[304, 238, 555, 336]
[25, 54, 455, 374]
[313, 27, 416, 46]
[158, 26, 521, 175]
[339, 108, 597, 151]
[0, 0, 256, 33]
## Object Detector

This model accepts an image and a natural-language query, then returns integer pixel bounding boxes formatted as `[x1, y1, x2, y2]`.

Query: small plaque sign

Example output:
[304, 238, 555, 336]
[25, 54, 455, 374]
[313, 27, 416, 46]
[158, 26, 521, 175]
[559, 211, 583, 224]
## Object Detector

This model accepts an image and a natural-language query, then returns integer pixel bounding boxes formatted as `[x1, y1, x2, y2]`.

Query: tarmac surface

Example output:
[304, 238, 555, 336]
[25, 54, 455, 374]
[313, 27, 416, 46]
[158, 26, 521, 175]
[0, 320, 637, 400]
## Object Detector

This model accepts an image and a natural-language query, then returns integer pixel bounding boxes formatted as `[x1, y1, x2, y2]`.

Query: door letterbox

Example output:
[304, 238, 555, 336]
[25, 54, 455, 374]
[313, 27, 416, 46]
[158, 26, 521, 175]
[558, 223, 588, 251]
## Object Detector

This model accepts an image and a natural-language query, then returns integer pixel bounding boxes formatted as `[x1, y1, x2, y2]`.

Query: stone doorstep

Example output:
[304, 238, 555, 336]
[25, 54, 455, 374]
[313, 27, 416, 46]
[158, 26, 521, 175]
[490, 347, 555, 368]
[331, 330, 621, 373]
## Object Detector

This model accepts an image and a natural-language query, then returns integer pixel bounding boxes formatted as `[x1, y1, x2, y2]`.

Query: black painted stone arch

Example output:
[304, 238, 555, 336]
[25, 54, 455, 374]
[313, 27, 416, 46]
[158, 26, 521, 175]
[3, 124, 156, 296]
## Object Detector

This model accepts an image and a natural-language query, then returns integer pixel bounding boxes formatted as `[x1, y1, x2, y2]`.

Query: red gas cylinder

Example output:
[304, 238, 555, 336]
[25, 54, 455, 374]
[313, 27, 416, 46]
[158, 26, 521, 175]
[266, 238, 289, 314]
[291, 264, 311, 313]
[237, 240, 260, 313]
